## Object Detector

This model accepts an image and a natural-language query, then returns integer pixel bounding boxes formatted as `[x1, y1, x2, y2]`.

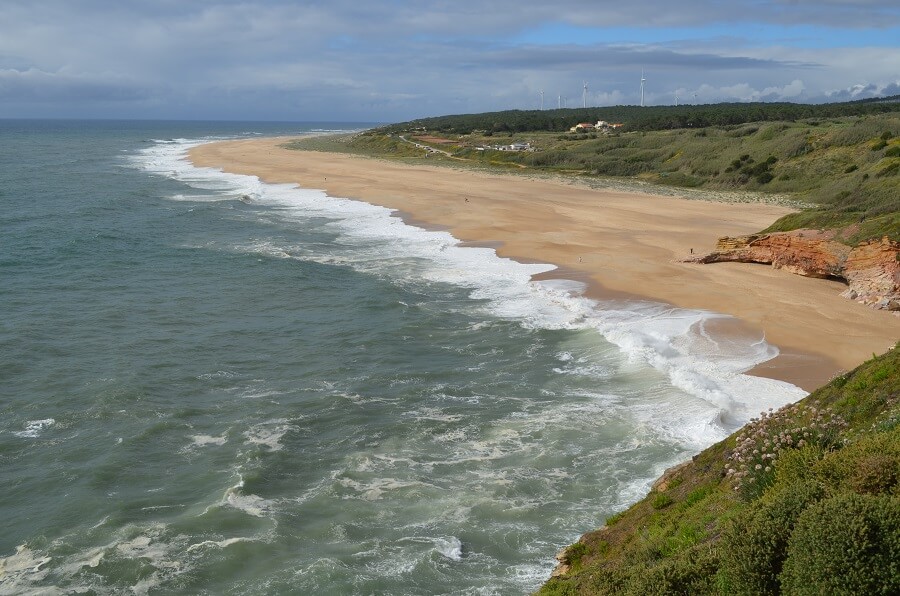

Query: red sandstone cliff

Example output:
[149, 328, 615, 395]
[688, 230, 900, 311]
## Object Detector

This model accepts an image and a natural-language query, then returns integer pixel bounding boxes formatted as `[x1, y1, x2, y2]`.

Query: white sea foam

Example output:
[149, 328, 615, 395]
[190, 434, 228, 447]
[243, 419, 296, 451]
[14, 418, 55, 438]
[222, 477, 278, 518]
[132, 139, 806, 449]
[0, 545, 53, 592]
[337, 476, 433, 501]
[116, 534, 181, 569]
[186, 537, 253, 552]
[401, 536, 465, 562]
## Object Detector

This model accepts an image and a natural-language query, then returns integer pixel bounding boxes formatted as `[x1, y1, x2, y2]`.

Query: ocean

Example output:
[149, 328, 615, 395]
[0, 120, 805, 595]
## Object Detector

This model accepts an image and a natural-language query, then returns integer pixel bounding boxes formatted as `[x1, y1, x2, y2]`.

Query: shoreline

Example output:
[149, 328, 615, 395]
[189, 136, 900, 392]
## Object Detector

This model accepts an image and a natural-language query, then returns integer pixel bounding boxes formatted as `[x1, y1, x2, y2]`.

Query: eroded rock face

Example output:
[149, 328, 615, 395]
[842, 237, 900, 310]
[689, 230, 899, 311]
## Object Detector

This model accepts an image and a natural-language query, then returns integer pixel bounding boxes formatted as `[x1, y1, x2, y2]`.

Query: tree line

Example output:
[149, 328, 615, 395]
[376, 95, 900, 135]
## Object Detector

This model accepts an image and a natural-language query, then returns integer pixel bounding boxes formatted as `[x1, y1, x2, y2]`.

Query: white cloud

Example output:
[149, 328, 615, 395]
[0, 1, 897, 119]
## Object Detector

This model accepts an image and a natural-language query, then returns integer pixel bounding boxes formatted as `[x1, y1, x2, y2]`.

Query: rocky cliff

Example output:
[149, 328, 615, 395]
[687, 230, 900, 311]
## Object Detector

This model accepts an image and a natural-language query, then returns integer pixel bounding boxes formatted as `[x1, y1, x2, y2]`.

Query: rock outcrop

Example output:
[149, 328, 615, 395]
[687, 230, 900, 311]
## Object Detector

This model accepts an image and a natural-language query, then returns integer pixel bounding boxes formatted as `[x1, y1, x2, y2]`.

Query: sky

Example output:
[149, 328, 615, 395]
[1, 0, 899, 123]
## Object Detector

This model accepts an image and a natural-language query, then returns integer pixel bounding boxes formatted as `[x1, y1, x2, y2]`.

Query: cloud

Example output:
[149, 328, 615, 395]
[0, 1, 898, 119]
[0, 68, 151, 102]
[820, 80, 900, 102]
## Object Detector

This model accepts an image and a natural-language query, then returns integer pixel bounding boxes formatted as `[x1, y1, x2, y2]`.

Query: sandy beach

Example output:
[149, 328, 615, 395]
[190, 137, 899, 391]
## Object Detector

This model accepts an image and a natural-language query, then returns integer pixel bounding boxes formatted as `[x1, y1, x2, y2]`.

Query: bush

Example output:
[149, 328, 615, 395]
[877, 161, 899, 177]
[781, 493, 900, 595]
[719, 480, 823, 595]
[626, 547, 720, 595]
[813, 428, 900, 495]
[727, 402, 846, 500]
[652, 493, 674, 509]
[561, 541, 589, 572]
[756, 172, 775, 184]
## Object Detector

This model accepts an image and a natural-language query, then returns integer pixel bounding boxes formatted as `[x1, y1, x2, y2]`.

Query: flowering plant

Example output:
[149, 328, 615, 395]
[726, 402, 847, 499]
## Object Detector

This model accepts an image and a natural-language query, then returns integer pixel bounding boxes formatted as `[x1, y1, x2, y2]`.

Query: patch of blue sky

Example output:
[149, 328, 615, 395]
[511, 22, 900, 50]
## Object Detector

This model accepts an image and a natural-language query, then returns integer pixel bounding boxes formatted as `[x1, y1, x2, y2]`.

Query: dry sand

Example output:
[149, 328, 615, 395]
[190, 137, 900, 391]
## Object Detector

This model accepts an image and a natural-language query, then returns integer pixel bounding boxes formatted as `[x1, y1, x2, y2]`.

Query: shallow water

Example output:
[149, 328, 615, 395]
[0, 120, 805, 594]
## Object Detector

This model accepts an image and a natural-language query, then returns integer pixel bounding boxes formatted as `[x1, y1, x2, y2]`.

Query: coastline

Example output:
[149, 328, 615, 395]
[189, 136, 900, 391]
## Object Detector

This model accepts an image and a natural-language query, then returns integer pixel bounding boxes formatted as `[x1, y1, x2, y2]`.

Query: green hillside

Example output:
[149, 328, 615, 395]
[376, 96, 900, 135]
[289, 109, 900, 244]
[537, 344, 900, 595]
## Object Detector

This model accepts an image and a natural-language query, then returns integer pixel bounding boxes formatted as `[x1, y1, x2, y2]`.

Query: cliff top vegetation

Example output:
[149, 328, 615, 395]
[288, 102, 900, 245]
[537, 344, 900, 595]
[374, 96, 900, 136]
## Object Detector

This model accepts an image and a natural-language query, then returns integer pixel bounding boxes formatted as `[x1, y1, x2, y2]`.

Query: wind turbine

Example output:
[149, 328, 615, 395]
[540, 89, 544, 110]
[558, 94, 561, 109]
[583, 81, 588, 108]
[640, 70, 646, 107]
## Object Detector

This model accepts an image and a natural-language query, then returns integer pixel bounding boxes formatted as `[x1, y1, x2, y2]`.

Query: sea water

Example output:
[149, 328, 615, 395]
[0, 120, 805, 594]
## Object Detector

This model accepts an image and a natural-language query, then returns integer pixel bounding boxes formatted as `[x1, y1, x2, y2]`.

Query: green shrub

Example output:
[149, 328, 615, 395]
[683, 485, 714, 507]
[563, 541, 589, 571]
[813, 427, 900, 495]
[727, 402, 846, 500]
[719, 480, 823, 595]
[756, 172, 775, 184]
[886, 145, 900, 158]
[625, 547, 720, 595]
[661, 525, 704, 557]
[877, 161, 899, 177]
[780, 493, 900, 595]
[537, 578, 579, 596]
[772, 445, 826, 487]
[652, 493, 674, 509]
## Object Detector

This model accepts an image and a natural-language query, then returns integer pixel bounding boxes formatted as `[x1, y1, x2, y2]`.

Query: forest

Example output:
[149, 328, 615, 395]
[377, 95, 900, 135]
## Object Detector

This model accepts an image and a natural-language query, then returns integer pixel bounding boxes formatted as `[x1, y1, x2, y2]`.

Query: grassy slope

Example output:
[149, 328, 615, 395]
[291, 113, 900, 244]
[537, 344, 900, 595]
